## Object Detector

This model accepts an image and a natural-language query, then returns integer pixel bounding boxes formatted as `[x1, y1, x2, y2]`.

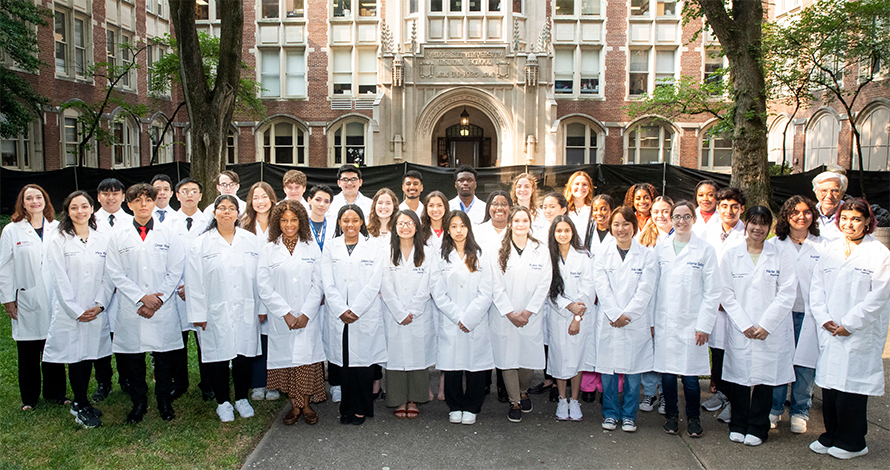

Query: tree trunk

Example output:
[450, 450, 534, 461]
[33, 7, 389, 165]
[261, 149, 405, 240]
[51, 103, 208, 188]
[169, 0, 243, 209]
[697, 0, 773, 210]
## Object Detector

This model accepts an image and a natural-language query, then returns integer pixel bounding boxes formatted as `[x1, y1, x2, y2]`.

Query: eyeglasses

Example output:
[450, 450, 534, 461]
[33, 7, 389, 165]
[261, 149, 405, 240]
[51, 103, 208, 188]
[216, 207, 238, 213]
[339, 177, 360, 184]
[671, 215, 694, 221]
[396, 221, 415, 228]
[218, 182, 237, 189]
[179, 189, 200, 196]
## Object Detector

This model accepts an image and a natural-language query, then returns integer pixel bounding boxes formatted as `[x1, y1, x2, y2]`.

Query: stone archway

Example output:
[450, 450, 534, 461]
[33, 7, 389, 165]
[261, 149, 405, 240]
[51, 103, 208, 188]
[414, 87, 514, 167]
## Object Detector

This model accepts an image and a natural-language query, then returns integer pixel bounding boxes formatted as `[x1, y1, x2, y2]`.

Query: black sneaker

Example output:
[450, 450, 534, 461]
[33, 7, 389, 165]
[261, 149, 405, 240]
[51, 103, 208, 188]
[507, 403, 522, 423]
[497, 387, 509, 403]
[687, 417, 703, 437]
[527, 382, 552, 395]
[92, 383, 111, 402]
[519, 393, 533, 413]
[581, 391, 597, 403]
[548, 387, 559, 403]
[74, 404, 103, 428]
[663, 415, 679, 434]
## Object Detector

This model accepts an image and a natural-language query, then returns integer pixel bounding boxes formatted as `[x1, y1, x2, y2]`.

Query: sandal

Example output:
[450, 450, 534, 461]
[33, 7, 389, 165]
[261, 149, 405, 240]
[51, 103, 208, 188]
[302, 407, 318, 425]
[21, 404, 34, 411]
[406, 403, 419, 419]
[283, 407, 301, 425]
[394, 407, 408, 419]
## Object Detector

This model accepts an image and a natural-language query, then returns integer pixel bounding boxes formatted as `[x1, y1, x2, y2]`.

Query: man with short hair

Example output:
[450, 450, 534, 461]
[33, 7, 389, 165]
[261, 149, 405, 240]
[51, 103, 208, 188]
[95, 178, 133, 232]
[326, 165, 372, 224]
[283, 169, 311, 212]
[151, 174, 174, 224]
[203, 170, 246, 217]
[449, 165, 486, 224]
[811, 167, 848, 242]
[700, 187, 747, 425]
[399, 170, 425, 216]
[106, 183, 186, 424]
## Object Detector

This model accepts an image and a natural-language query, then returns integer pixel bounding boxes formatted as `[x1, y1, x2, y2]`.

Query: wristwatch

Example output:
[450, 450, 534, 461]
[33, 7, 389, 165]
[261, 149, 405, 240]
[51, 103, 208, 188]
[573, 315, 583, 322]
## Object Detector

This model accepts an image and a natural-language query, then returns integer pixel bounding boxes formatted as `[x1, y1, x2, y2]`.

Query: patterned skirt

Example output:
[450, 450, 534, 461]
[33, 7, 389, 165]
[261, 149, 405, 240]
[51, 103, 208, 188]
[267, 362, 327, 408]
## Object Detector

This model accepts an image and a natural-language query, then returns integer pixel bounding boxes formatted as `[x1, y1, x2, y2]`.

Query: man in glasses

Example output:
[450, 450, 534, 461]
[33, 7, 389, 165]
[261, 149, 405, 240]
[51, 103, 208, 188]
[811, 166, 847, 242]
[327, 164, 372, 224]
[203, 170, 246, 217]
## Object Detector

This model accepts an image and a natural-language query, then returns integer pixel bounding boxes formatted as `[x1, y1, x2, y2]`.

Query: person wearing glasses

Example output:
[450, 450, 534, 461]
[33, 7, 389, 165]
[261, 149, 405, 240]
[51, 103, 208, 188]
[327, 165, 373, 225]
[811, 167, 848, 242]
[203, 170, 246, 217]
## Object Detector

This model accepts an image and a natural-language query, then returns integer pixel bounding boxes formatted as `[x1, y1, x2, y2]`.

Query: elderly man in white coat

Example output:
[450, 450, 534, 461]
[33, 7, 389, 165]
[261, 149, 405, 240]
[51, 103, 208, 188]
[808, 198, 890, 460]
[811, 167, 848, 242]
[106, 183, 186, 424]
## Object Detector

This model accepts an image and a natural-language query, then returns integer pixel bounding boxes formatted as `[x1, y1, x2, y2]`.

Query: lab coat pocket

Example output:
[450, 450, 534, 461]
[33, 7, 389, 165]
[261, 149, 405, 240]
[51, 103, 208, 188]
[15, 288, 41, 314]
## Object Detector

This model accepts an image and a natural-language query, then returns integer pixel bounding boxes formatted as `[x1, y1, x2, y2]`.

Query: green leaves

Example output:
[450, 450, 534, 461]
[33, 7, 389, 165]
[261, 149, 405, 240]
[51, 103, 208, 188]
[0, 0, 51, 138]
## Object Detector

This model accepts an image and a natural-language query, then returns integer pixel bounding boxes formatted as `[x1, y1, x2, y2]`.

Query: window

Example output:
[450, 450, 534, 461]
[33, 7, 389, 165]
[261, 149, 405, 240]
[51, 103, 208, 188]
[768, 118, 794, 165]
[554, 48, 573, 94]
[489, 0, 501, 11]
[431, 0, 443, 12]
[261, 0, 304, 18]
[332, 49, 352, 94]
[333, 0, 351, 17]
[112, 116, 139, 168]
[55, 10, 88, 78]
[554, 47, 601, 96]
[627, 123, 672, 164]
[657, 0, 676, 17]
[554, 0, 600, 15]
[631, 0, 649, 17]
[262, 121, 306, 165]
[332, 121, 366, 165]
[629, 49, 649, 95]
[261, 49, 306, 97]
[196, 0, 223, 21]
[54, 11, 68, 75]
[150, 117, 173, 164]
[410, 0, 418, 14]
[147, 0, 163, 15]
[1, 121, 39, 170]
[855, 106, 890, 171]
[700, 128, 733, 171]
[805, 113, 839, 170]
[63, 115, 79, 167]
[704, 48, 724, 94]
[226, 128, 237, 164]
[106, 28, 134, 89]
[331, 48, 377, 96]
[655, 49, 675, 87]
[564, 122, 599, 165]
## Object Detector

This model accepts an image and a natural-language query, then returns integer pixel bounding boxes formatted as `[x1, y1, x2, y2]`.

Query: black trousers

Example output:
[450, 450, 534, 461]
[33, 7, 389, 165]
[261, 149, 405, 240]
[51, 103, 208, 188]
[17, 340, 66, 407]
[483, 368, 506, 393]
[116, 350, 176, 405]
[543, 345, 553, 382]
[68, 360, 93, 406]
[339, 323, 375, 418]
[91, 353, 113, 386]
[171, 331, 211, 395]
[710, 347, 729, 395]
[443, 370, 486, 414]
[728, 382, 773, 440]
[205, 355, 252, 404]
[250, 334, 268, 389]
[328, 363, 342, 386]
[819, 388, 869, 452]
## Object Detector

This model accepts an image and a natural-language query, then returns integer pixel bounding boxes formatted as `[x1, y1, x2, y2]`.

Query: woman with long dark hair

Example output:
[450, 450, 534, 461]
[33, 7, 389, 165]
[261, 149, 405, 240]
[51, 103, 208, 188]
[321, 204, 386, 425]
[489, 206, 552, 423]
[0, 184, 67, 411]
[475, 190, 513, 250]
[431, 210, 493, 425]
[545, 215, 593, 421]
[44, 191, 112, 427]
[257, 200, 326, 425]
[420, 191, 450, 251]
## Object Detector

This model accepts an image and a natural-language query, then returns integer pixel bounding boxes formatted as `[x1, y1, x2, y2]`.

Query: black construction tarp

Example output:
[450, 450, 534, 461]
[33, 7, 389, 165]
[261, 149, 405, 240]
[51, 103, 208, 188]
[2, 162, 888, 215]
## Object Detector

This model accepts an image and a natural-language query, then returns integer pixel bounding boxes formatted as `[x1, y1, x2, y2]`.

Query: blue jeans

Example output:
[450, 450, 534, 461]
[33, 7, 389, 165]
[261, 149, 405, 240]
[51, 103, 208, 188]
[641, 371, 660, 396]
[602, 373, 641, 421]
[771, 311, 815, 419]
[662, 374, 701, 418]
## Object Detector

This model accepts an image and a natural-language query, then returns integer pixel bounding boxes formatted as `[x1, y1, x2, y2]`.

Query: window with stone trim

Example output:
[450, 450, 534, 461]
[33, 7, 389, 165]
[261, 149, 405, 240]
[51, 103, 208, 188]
[626, 122, 673, 164]
[563, 121, 601, 165]
[331, 120, 367, 166]
[855, 106, 890, 171]
[1, 121, 40, 171]
[554, 0, 601, 16]
[554, 46, 601, 96]
[700, 127, 733, 172]
[111, 115, 139, 168]
[260, 120, 307, 165]
[260, 48, 306, 98]
[331, 47, 377, 96]
[805, 113, 839, 170]
[54, 7, 89, 79]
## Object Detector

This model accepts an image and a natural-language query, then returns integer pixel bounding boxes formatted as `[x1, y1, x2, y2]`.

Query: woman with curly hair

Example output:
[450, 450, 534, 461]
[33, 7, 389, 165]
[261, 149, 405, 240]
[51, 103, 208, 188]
[623, 183, 660, 229]
[257, 200, 327, 425]
[510, 173, 542, 234]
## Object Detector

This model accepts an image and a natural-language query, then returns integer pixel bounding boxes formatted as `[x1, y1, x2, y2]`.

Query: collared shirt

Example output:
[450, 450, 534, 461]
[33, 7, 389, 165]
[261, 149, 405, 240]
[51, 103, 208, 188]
[134, 217, 155, 240]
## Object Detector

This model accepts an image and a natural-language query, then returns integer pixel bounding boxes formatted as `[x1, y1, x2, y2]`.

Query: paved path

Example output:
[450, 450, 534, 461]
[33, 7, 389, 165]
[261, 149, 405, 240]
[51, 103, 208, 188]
[243, 362, 890, 470]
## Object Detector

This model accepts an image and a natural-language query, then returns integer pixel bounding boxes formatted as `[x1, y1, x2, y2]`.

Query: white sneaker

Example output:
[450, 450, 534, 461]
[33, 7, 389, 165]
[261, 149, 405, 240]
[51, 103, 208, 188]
[769, 413, 781, 429]
[729, 432, 745, 443]
[234, 398, 255, 418]
[702, 391, 728, 411]
[602, 417, 618, 430]
[555, 398, 570, 421]
[216, 402, 235, 423]
[809, 440, 830, 454]
[265, 389, 280, 400]
[449, 411, 463, 423]
[657, 395, 666, 415]
[251, 388, 266, 401]
[790, 415, 807, 433]
[639, 394, 657, 412]
[828, 446, 869, 460]
[744, 434, 763, 446]
[461, 411, 476, 425]
[621, 419, 637, 432]
[717, 403, 732, 423]
[330, 385, 342, 403]
[568, 399, 583, 421]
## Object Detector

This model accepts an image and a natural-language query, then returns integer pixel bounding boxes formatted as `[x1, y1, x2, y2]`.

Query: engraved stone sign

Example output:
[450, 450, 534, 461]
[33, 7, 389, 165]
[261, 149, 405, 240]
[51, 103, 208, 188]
[416, 46, 512, 83]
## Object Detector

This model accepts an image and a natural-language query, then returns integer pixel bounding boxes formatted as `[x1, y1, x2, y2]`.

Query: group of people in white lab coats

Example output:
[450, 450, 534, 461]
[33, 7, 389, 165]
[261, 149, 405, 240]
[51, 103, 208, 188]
[1, 164, 888, 461]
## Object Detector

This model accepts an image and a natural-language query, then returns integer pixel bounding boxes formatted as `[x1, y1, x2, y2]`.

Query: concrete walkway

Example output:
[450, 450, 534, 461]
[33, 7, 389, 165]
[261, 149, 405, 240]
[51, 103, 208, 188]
[243, 361, 890, 470]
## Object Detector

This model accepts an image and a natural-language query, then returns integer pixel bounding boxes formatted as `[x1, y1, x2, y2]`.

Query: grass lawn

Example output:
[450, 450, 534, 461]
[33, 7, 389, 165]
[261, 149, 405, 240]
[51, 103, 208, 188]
[0, 307, 282, 470]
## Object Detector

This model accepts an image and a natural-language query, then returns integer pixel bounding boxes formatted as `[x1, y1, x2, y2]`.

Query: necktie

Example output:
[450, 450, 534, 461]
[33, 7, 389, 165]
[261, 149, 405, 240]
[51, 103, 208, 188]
[186, 217, 193, 230]
[109, 214, 115, 227]
[139, 226, 148, 241]
[720, 231, 729, 242]
[158, 210, 166, 222]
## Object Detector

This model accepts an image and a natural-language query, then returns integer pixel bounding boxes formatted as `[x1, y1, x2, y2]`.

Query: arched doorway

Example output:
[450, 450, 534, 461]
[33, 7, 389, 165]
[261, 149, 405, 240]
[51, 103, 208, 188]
[431, 105, 496, 167]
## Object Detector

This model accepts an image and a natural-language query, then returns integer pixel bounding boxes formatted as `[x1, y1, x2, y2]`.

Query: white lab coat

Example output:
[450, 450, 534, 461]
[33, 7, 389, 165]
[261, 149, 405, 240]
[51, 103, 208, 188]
[185, 228, 262, 362]
[546, 248, 595, 380]
[327, 192, 373, 225]
[770, 234, 825, 369]
[702, 218, 745, 350]
[652, 234, 721, 376]
[473, 221, 507, 252]
[586, 224, 614, 253]
[321, 236, 387, 367]
[810, 235, 890, 396]
[531, 213, 549, 239]
[489, 239, 552, 370]
[93, 208, 132, 333]
[399, 199, 424, 218]
[691, 207, 719, 237]
[719, 241, 797, 387]
[106, 222, 186, 354]
[449, 196, 487, 225]
[43, 230, 113, 363]
[0, 218, 59, 341]
[380, 246, 436, 370]
[568, 205, 591, 244]
[256, 239, 325, 369]
[152, 206, 174, 225]
[169, 209, 211, 332]
[430, 251, 494, 371]
[592, 239, 658, 375]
